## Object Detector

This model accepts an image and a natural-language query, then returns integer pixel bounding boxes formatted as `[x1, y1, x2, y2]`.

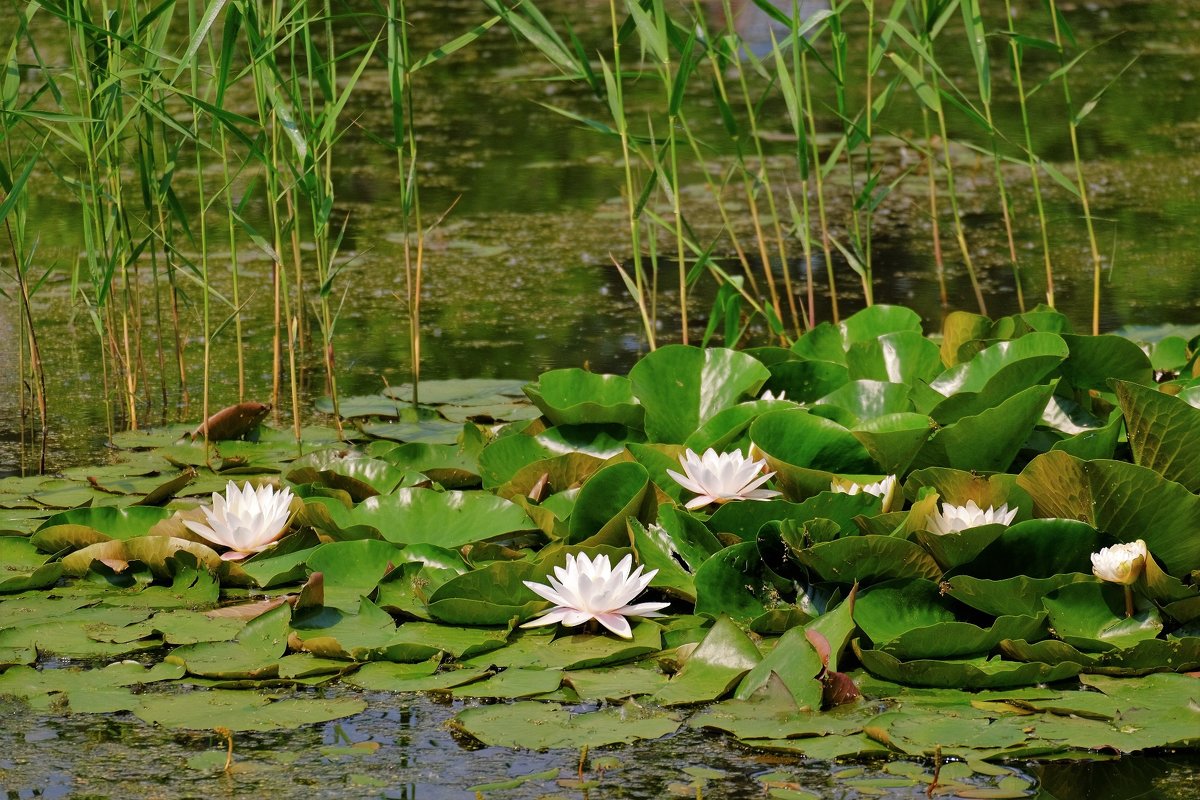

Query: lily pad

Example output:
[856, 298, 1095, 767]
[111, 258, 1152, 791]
[854, 642, 1082, 689]
[0, 537, 62, 593]
[1018, 452, 1200, 577]
[629, 345, 770, 443]
[652, 615, 761, 706]
[452, 701, 680, 749]
[1113, 379, 1200, 492]
[524, 369, 644, 428]
[31, 506, 174, 553]
[303, 488, 535, 548]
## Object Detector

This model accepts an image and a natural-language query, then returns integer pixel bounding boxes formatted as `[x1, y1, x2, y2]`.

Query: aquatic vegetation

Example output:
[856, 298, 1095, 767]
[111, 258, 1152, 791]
[182, 481, 295, 561]
[830, 475, 898, 513]
[924, 500, 1018, 535]
[1, 307, 1197, 774]
[521, 552, 669, 638]
[666, 448, 781, 509]
[1090, 540, 1148, 586]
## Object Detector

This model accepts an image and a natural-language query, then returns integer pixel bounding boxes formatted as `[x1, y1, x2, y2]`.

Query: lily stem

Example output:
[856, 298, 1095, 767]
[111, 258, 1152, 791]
[1124, 585, 1135, 619]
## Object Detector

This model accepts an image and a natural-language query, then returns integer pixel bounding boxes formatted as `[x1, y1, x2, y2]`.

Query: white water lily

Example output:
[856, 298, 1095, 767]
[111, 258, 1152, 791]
[830, 475, 899, 513]
[1091, 540, 1148, 586]
[666, 447, 781, 510]
[925, 500, 1018, 535]
[761, 389, 787, 401]
[183, 480, 294, 561]
[521, 552, 670, 639]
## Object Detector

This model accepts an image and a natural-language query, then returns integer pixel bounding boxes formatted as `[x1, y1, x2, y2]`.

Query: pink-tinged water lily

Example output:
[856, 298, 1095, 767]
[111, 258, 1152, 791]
[183, 480, 294, 561]
[521, 552, 669, 639]
[666, 447, 781, 510]
[925, 500, 1018, 535]
[1091, 539, 1148, 618]
[830, 475, 899, 513]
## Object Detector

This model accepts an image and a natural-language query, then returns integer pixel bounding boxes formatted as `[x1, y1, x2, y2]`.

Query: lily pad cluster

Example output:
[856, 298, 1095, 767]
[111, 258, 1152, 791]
[1, 305, 1198, 761]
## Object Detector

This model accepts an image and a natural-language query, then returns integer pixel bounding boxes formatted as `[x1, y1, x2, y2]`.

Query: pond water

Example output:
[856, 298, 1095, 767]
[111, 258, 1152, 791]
[1, 1, 1199, 797]
[3, 687, 1199, 799]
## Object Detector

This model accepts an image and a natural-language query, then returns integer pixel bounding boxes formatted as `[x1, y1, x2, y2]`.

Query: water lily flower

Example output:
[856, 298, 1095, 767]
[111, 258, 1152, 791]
[666, 447, 781, 510]
[830, 475, 899, 513]
[1091, 539, 1148, 618]
[1091, 540, 1147, 586]
[183, 480, 294, 561]
[925, 500, 1018, 535]
[761, 389, 787, 401]
[521, 552, 669, 639]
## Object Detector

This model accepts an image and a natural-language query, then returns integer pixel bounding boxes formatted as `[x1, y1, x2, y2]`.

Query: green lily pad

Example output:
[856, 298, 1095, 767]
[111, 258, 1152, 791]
[652, 615, 761, 706]
[61, 536, 224, 580]
[465, 622, 662, 671]
[749, 409, 877, 500]
[1061, 335, 1154, 391]
[1001, 637, 1200, 675]
[838, 306, 926, 350]
[854, 641, 1082, 689]
[814, 380, 913, 425]
[524, 369, 644, 428]
[567, 460, 651, 546]
[629, 345, 770, 443]
[452, 701, 680, 749]
[377, 441, 481, 488]
[912, 383, 1056, 473]
[694, 541, 790, 622]
[1018, 452, 1200, 577]
[846, 331, 942, 387]
[734, 626, 823, 709]
[303, 539, 405, 611]
[339, 661, 486, 692]
[707, 493, 876, 542]
[384, 621, 510, 662]
[944, 574, 1094, 617]
[630, 508, 722, 603]
[129, 688, 366, 731]
[31, 506, 174, 553]
[287, 450, 408, 499]
[766, 359, 851, 402]
[957, 519, 1102, 580]
[793, 536, 942, 585]
[292, 597, 399, 660]
[452, 667, 562, 699]
[563, 664, 669, 700]
[167, 603, 291, 680]
[0, 536, 62, 593]
[913, 523, 1010, 572]
[303, 488, 535, 547]
[426, 560, 544, 626]
[0, 608, 160, 660]
[1113, 380, 1200, 492]
[851, 413, 936, 476]
[692, 672, 863, 740]
[929, 333, 1068, 398]
[384, 379, 528, 405]
[1042, 581, 1164, 652]
[0, 661, 184, 708]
